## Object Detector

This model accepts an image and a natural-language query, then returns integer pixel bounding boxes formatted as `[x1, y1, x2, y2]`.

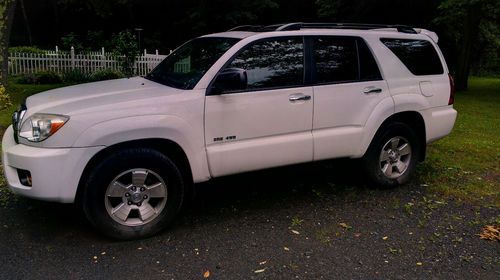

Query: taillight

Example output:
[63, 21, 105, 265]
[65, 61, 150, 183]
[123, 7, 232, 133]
[448, 74, 455, 105]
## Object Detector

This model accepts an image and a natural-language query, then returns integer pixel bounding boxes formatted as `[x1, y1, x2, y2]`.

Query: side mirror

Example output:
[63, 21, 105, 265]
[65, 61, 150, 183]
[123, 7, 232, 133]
[210, 68, 247, 95]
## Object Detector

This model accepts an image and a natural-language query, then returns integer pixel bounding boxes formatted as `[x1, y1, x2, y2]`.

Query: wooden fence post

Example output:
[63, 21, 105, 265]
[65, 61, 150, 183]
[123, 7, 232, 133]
[70, 46, 75, 70]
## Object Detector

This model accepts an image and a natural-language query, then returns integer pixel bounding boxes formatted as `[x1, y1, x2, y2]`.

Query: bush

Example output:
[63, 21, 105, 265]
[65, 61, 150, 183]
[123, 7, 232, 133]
[16, 71, 62, 84]
[35, 71, 63, 84]
[90, 69, 125, 81]
[0, 84, 12, 110]
[9, 46, 47, 54]
[61, 69, 90, 83]
[16, 73, 37, 84]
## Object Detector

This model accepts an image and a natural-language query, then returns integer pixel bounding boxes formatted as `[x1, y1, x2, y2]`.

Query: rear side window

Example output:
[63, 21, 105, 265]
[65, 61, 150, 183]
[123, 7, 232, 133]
[313, 37, 358, 83]
[226, 37, 304, 90]
[380, 38, 444, 75]
[312, 36, 382, 84]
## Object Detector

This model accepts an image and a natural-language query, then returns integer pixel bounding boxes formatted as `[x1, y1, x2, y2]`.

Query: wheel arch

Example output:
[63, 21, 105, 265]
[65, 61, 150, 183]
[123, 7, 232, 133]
[75, 138, 193, 206]
[367, 111, 426, 161]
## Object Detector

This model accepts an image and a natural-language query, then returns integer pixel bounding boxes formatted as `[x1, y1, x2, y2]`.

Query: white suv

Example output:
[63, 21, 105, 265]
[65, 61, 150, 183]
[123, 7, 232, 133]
[2, 23, 457, 239]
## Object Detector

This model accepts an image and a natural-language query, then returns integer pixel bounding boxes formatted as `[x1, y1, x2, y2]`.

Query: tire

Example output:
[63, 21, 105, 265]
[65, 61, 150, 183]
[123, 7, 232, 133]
[81, 148, 184, 240]
[362, 122, 421, 188]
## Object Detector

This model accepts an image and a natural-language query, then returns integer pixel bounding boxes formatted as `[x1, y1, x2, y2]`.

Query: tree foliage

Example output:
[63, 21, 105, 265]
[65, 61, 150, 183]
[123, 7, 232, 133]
[3, 0, 500, 89]
[434, 0, 500, 89]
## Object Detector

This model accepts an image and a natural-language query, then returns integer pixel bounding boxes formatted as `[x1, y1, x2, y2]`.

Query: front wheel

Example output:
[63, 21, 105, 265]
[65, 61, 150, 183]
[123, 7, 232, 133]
[81, 148, 184, 240]
[363, 122, 421, 188]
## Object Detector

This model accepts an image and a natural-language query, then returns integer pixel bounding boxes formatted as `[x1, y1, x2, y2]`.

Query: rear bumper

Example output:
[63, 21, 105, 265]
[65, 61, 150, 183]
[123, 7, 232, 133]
[2, 126, 103, 203]
[421, 105, 457, 143]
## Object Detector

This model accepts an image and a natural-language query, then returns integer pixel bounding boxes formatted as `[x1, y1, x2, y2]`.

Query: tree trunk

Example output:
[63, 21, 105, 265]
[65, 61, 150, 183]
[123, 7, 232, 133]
[454, 4, 481, 91]
[0, 0, 17, 84]
[19, 0, 32, 45]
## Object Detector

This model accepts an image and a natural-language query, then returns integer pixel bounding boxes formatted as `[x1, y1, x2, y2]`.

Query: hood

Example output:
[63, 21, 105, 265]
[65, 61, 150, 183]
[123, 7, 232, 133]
[26, 77, 183, 116]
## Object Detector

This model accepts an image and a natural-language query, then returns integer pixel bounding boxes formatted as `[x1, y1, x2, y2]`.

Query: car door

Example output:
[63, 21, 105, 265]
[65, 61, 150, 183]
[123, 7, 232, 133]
[310, 36, 391, 160]
[204, 37, 314, 177]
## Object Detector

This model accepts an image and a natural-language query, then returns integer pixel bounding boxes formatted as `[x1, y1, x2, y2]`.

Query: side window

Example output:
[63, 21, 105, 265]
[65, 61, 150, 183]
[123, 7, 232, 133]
[225, 37, 304, 90]
[380, 38, 444, 75]
[313, 37, 358, 84]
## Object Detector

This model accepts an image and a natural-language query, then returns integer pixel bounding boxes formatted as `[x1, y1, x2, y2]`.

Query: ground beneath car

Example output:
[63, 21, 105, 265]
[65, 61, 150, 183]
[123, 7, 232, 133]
[0, 160, 498, 279]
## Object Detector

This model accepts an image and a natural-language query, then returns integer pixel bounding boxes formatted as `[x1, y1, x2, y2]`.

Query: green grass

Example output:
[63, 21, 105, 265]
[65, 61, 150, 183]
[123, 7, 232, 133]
[418, 77, 500, 206]
[0, 77, 499, 206]
[0, 82, 67, 129]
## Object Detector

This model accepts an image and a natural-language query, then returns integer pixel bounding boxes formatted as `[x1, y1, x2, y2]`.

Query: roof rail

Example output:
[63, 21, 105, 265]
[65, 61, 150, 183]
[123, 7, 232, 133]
[227, 23, 418, 34]
[275, 22, 418, 34]
[227, 25, 264, 32]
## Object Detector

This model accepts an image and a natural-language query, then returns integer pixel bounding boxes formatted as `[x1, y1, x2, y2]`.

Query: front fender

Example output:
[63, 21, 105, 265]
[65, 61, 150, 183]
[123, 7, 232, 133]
[73, 115, 210, 183]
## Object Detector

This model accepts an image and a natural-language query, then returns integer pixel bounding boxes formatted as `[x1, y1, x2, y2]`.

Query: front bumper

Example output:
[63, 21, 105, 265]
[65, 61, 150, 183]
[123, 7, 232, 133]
[2, 126, 103, 203]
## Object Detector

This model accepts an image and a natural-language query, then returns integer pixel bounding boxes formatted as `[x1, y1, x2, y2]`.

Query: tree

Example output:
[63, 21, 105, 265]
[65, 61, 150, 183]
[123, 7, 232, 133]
[434, 0, 500, 90]
[0, 0, 17, 84]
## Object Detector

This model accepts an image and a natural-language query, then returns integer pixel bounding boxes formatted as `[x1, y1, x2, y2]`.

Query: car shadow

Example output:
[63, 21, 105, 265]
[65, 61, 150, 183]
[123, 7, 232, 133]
[2, 158, 393, 241]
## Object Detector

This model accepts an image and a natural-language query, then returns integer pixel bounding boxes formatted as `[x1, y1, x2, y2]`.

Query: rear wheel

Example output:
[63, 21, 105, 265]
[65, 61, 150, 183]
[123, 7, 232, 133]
[363, 122, 420, 188]
[81, 148, 184, 240]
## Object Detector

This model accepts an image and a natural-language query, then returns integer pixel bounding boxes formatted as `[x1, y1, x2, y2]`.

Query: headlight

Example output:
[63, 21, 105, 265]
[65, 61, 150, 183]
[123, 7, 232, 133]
[19, 113, 69, 142]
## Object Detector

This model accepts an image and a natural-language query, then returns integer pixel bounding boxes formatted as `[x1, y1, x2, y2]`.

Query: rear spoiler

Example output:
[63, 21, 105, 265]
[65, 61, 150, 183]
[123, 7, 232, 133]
[414, 28, 439, 43]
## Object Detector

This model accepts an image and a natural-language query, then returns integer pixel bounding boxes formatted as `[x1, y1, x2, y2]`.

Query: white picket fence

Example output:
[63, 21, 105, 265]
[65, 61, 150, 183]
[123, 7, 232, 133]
[8, 47, 168, 76]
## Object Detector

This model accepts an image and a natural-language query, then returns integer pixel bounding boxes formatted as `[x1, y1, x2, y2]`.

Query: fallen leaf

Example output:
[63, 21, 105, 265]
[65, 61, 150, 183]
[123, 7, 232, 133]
[339, 223, 352, 230]
[478, 225, 500, 241]
[291, 230, 300, 235]
[382, 236, 388, 240]
[254, 268, 266, 273]
[203, 270, 210, 278]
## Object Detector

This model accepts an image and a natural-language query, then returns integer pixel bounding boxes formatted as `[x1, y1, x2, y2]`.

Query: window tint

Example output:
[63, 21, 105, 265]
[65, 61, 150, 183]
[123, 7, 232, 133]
[225, 37, 304, 90]
[380, 38, 443, 75]
[358, 39, 382, 80]
[313, 37, 358, 83]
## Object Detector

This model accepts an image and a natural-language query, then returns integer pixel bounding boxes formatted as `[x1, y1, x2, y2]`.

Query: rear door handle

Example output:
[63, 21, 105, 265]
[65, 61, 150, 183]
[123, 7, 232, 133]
[289, 94, 311, 102]
[363, 87, 383, 94]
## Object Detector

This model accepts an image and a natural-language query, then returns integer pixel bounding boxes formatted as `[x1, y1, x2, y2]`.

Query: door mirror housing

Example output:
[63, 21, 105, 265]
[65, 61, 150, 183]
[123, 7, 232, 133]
[209, 68, 247, 95]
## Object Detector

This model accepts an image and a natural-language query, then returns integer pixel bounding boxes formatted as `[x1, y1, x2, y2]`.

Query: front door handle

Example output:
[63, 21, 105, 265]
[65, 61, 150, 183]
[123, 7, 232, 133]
[363, 87, 383, 94]
[289, 94, 311, 102]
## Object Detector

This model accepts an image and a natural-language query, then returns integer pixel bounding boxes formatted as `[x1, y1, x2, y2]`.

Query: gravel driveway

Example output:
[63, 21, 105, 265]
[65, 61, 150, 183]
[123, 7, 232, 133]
[0, 160, 498, 279]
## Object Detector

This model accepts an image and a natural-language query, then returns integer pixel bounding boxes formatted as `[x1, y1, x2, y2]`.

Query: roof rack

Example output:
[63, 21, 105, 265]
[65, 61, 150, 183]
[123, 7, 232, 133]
[227, 25, 264, 32]
[228, 22, 417, 34]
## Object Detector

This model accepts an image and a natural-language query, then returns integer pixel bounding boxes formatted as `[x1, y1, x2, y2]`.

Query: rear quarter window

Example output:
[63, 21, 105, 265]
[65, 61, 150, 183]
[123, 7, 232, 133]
[380, 38, 444, 76]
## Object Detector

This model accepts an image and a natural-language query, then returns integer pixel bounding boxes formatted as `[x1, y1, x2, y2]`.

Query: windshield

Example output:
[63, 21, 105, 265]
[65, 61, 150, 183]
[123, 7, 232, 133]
[146, 37, 240, 89]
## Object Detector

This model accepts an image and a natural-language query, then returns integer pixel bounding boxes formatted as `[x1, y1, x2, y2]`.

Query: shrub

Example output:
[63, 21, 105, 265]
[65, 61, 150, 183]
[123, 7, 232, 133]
[90, 69, 125, 81]
[111, 30, 139, 76]
[0, 84, 12, 110]
[35, 71, 63, 84]
[16, 71, 62, 84]
[62, 69, 90, 83]
[9, 46, 47, 54]
[16, 73, 37, 84]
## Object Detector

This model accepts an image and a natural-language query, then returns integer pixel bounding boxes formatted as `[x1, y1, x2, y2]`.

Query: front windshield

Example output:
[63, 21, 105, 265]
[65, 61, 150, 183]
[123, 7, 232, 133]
[146, 37, 240, 89]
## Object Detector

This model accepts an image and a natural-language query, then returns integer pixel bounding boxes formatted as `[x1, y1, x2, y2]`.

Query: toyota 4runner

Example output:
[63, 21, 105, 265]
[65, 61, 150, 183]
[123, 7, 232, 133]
[2, 23, 457, 239]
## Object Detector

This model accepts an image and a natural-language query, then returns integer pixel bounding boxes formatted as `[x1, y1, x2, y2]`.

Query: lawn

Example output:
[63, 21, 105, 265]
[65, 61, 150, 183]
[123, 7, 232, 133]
[0, 77, 499, 205]
[418, 77, 500, 206]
